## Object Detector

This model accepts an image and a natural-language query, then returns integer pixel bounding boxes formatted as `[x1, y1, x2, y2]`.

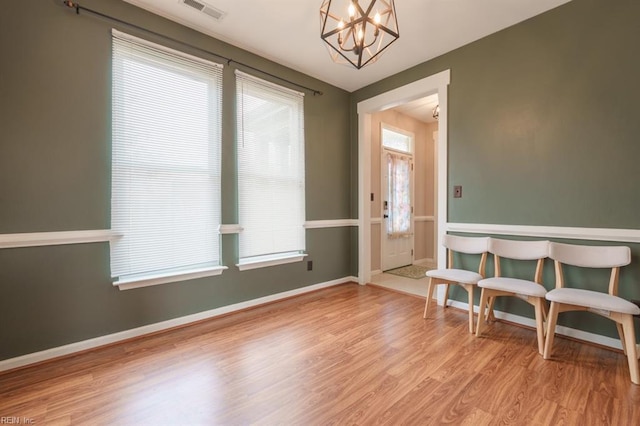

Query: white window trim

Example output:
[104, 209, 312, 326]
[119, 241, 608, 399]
[236, 252, 308, 271]
[114, 265, 228, 291]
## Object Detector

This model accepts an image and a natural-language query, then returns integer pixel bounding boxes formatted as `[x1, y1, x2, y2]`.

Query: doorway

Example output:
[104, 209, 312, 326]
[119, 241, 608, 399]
[357, 70, 450, 289]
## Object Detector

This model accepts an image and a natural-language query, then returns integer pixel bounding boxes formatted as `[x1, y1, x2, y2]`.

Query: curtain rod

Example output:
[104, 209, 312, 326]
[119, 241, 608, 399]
[61, 1, 323, 96]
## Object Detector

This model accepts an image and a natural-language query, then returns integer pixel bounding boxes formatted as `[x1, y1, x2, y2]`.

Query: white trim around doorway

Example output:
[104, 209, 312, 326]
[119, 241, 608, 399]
[357, 70, 450, 302]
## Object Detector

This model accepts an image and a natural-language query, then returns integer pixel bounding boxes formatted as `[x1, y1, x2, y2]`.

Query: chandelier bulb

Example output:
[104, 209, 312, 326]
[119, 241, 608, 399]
[348, 3, 356, 18]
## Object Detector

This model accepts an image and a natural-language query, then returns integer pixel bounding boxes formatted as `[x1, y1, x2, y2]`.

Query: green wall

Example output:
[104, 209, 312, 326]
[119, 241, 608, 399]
[0, 0, 352, 360]
[3, 0, 639, 361]
[352, 0, 640, 339]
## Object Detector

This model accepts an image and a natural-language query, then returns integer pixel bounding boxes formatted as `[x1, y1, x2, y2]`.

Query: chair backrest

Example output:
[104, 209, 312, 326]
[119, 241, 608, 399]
[549, 242, 630, 268]
[489, 238, 549, 261]
[443, 235, 489, 276]
[443, 235, 489, 254]
[549, 242, 631, 294]
[489, 238, 549, 283]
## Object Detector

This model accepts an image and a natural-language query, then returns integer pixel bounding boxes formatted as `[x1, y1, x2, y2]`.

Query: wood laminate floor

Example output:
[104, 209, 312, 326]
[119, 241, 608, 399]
[1, 283, 639, 425]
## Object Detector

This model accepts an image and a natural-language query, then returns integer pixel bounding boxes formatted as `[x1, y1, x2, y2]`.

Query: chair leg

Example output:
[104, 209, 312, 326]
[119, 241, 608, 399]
[543, 302, 560, 360]
[616, 323, 628, 356]
[483, 297, 490, 321]
[533, 297, 545, 356]
[467, 284, 475, 334]
[443, 284, 451, 309]
[476, 288, 490, 337]
[542, 300, 549, 334]
[423, 277, 436, 319]
[487, 296, 497, 322]
[620, 314, 640, 385]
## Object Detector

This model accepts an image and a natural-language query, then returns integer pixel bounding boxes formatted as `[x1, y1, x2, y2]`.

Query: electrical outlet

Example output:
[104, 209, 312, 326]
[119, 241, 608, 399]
[307, 260, 313, 271]
[454, 185, 462, 198]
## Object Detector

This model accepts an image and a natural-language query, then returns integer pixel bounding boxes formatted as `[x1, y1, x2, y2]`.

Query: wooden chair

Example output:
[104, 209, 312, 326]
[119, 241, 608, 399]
[424, 235, 489, 333]
[543, 242, 640, 385]
[475, 238, 550, 355]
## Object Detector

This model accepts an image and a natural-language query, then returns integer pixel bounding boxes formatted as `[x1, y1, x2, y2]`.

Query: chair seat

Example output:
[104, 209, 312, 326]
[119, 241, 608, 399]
[478, 277, 547, 297]
[546, 288, 640, 315]
[426, 268, 482, 284]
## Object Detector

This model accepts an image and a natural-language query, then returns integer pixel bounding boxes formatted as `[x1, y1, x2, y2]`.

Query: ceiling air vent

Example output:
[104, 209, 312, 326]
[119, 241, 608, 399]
[180, 0, 226, 21]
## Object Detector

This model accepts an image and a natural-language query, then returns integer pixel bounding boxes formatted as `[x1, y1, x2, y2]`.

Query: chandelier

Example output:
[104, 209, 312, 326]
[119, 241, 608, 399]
[320, 0, 399, 69]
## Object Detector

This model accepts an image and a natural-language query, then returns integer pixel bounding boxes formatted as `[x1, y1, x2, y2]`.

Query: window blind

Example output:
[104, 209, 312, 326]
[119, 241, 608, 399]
[235, 71, 306, 261]
[111, 29, 223, 281]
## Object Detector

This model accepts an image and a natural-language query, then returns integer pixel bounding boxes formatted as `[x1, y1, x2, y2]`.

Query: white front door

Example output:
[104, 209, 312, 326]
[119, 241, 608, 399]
[381, 147, 414, 271]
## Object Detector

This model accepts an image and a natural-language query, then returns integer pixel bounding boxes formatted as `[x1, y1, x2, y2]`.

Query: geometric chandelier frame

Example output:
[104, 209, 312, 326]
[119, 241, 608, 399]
[320, 0, 399, 69]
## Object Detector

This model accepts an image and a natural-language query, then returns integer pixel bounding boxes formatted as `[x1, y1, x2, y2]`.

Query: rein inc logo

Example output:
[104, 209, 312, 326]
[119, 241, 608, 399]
[0, 418, 34, 425]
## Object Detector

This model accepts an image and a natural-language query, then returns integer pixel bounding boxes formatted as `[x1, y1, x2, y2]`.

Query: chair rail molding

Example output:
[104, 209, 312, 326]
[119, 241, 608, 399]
[304, 219, 358, 229]
[218, 224, 243, 234]
[447, 223, 640, 244]
[0, 230, 116, 249]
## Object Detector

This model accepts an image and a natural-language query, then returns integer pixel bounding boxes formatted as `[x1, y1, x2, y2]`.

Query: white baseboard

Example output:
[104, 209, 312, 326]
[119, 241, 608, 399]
[447, 300, 622, 350]
[0, 277, 355, 373]
[370, 269, 382, 276]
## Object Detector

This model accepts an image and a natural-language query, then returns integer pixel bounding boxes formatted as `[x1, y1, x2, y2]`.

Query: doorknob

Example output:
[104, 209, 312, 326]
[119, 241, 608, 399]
[383, 214, 389, 219]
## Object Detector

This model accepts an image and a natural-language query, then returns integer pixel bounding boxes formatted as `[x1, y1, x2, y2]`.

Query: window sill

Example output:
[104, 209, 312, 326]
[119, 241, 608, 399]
[114, 266, 228, 291]
[237, 253, 307, 271]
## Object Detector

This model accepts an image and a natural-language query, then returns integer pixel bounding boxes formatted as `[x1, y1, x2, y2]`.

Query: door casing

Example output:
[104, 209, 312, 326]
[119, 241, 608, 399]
[357, 70, 450, 302]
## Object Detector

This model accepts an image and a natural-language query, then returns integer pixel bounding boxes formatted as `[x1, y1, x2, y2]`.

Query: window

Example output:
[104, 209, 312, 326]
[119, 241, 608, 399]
[235, 71, 306, 270]
[382, 124, 413, 154]
[110, 30, 224, 289]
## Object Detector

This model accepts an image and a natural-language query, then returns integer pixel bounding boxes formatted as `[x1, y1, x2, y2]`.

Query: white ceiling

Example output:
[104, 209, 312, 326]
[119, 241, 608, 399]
[123, 0, 570, 92]
[395, 93, 439, 123]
